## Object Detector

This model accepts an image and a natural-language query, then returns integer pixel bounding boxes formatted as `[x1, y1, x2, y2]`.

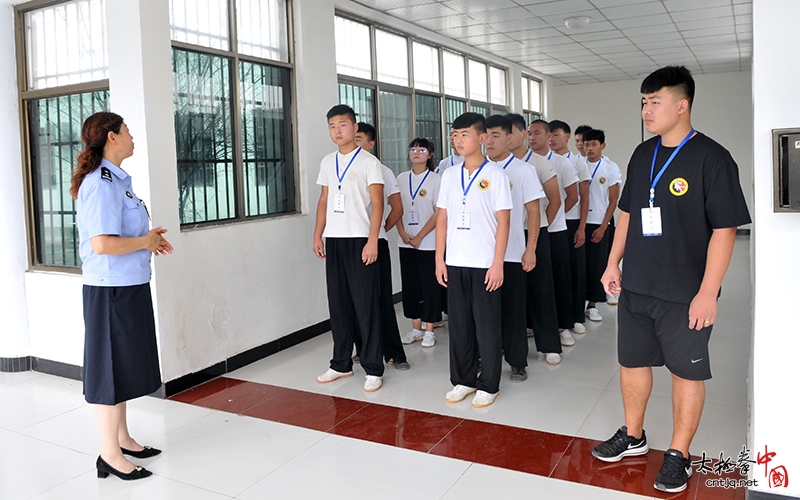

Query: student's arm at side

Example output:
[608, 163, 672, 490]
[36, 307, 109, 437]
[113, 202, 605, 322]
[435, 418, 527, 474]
[591, 183, 620, 243]
[435, 208, 448, 287]
[384, 192, 403, 233]
[396, 219, 412, 245]
[688, 227, 737, 330]
[601, 210, 628, 296]
[575, 180, 589, 248]
[411, 207, 439, 249]
[522, 200, 540, 272]
[563, 181, 579, 213]
[313, 186, 328, 259]
[486, 209, 510, 291]
[543, 177, 561, 225]
[363, 183, 384, 265]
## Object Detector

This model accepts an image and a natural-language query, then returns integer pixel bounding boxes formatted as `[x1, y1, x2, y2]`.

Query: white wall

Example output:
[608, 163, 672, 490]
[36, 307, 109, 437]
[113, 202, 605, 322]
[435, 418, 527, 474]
[551, 71, 754, 227]
[751, 0, 800, 496]
[0, 5, 31, 360]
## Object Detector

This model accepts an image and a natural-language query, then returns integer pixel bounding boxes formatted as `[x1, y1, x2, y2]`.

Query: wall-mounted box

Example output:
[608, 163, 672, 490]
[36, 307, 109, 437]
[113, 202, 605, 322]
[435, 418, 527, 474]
[773, 128, 800, 212]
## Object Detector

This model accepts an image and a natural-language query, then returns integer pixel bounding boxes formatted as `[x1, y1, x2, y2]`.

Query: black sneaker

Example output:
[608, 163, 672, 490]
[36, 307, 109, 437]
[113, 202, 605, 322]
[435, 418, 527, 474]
[510, 366, 527, 382]
[654, 449, 692, 493]
[591, 426, 649, 462]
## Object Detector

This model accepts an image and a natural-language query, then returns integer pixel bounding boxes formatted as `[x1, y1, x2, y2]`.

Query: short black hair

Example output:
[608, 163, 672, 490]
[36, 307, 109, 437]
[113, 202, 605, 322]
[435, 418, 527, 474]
[486, 114, 512, 135]
[326, 104, 357, 123]
[548, 120, 570, 134]
[452, 112, 486, 133]
[408, 137, 436, 171]
[505, 113, 527, 132]
[357, 122, 376, 143]
[530, 119, 550, 133]
[640, 65, 695, 109]
[574, 125, 592, 136]
[582, 128, 605, 144]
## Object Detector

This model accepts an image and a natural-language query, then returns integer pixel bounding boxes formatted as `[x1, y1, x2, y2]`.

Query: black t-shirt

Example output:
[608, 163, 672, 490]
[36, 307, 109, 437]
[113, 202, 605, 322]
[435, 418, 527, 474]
[618, 132, 751, 303]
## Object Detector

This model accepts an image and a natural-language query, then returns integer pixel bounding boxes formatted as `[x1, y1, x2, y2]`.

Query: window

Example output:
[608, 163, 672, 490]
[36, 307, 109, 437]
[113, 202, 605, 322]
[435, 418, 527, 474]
[333, 15, 508, 168]
[334, 16, 371, 80]
[413, 42, 439, 93]
[17, 0, 110, 269]
[170, 0, 295, 226]
[375, 30, 408, 86]
[522, 75, 542, 114]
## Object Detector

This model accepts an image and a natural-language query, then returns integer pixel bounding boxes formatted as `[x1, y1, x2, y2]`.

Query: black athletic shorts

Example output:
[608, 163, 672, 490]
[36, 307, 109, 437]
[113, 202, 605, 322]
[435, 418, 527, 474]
[617, 289, 712, 381]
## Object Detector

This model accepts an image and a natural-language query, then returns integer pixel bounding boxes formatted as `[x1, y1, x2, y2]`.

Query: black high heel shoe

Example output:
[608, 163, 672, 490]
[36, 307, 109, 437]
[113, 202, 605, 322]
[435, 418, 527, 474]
[121, 445, 162, 459]
[96, 456, 152, 480]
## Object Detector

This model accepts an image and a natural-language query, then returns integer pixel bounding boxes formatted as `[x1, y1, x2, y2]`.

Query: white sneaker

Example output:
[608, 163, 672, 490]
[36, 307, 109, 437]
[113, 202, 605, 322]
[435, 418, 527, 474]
[317, 368, 353, 383]
[421, 332, 436, 347]
[560, 329, 576, 346]
[445, 384, 477, 403]
[441, 313, 449, 321]
[364, 375, 382, 392]
[607, 294, 618, 305]
[472, 390, 499, 408]
[546, 353, 562, 365]
[586, 307, 603, 322]
[572, 322, 586, 334]
[401, 329, 424, 344]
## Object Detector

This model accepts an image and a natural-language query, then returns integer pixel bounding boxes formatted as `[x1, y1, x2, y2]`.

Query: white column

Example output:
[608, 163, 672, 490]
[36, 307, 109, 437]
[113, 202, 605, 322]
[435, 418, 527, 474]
[0, 5, 32, 364]
[752, 0, 800, 496]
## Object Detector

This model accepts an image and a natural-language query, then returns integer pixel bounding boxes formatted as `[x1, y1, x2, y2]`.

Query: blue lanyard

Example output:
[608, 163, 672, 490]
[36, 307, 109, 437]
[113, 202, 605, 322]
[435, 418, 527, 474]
[547, 151, 553, 160]
[524, 150, 532, 162]
[501, 155, 514, 170]
[409, 170, 430, 206]
[649, 129, 694, 206]
[567, 152, 571, 158]
[461, 160, 488, 205]
[450, 154, 456, 166]
[335, 147, 361, 190]
[589, 158, 602, 185]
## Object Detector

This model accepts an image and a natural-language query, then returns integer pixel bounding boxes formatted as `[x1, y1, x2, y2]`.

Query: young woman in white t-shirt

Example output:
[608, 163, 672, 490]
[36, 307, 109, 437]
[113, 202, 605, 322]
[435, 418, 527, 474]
[396, 138, 442, 348]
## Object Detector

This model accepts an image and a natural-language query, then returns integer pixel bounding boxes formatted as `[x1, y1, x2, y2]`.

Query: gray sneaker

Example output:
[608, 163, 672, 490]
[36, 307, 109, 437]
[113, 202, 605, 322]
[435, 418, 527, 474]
[510, 366, 527, 382]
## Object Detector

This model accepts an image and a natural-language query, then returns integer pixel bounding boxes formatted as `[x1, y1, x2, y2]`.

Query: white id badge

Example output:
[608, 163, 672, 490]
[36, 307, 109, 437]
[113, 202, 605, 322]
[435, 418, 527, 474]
[408, 210, 420, 226]
[641, 207, 662, 236]
[457, 209, 471, 230]
[333, 194, 346, 213]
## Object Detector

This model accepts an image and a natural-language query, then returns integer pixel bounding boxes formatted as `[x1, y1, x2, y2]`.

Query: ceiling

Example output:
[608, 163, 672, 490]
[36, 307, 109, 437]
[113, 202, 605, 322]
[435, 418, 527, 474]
[353, 0, 752, 85]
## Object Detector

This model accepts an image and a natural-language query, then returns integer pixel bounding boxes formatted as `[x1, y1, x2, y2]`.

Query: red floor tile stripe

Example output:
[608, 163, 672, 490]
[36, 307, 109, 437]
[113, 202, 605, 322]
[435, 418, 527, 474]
[170, 377, 746, 500]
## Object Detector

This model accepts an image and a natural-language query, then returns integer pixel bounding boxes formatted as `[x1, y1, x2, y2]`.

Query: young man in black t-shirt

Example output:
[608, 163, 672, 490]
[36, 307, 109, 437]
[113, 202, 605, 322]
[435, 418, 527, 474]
[591, 66, 750, 494]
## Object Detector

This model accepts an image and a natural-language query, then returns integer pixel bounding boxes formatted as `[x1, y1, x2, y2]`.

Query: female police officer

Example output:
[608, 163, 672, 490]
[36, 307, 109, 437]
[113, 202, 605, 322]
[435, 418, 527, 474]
[71, 112, 173, 480]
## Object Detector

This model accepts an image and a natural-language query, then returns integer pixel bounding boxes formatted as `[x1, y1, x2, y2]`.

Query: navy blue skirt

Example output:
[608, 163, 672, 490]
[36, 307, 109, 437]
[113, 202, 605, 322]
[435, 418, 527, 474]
[83, 283, 161, 405]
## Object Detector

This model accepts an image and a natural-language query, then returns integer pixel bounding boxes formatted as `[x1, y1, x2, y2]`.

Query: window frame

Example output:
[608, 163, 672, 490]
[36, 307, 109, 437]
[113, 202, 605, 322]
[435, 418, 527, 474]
[171, 0, 298, 230]
[15, 0, 112, 272]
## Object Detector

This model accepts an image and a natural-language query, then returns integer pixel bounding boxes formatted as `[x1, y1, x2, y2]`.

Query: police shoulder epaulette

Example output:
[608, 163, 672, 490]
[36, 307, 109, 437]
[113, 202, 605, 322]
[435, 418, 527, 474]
[100, 167, 113, 183]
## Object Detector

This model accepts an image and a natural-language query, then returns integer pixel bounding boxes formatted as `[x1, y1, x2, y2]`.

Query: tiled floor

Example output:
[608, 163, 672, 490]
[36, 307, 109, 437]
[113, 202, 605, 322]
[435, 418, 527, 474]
[0, 237, 751, 499]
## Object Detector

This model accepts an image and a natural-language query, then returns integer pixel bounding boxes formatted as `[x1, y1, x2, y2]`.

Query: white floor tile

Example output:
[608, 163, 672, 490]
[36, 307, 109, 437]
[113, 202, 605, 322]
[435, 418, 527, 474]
[147, 411, 326, 497]
[0, 375, 85, 431]
[31, 470, 234, 500]
[237, 434, 471, 500]
[0, 427, 94, 500]
[441, 463, 654, 500]
[0, 370, 43, 388]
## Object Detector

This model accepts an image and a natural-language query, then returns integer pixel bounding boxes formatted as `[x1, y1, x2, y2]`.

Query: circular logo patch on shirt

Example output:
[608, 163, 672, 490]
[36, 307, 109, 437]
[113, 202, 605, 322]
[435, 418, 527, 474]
[670, 177, 689, 196]
[599, 176, 607, 184]
[419, 188, 428, 198]
[478, 179, 490, 190]
[509, 181, 514, 191]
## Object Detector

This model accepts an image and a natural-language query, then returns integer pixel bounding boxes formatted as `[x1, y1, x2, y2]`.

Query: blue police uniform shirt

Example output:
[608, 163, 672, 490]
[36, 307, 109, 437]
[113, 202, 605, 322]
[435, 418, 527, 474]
[77, 158, 152, 286]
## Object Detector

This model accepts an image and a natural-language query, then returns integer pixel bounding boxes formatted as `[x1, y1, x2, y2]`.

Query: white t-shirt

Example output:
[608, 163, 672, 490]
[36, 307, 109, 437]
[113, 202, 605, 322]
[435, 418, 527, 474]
[316, 147, 384, 238]
[397, 169, 441, 251]
[436, 161, 513, 269]
[555, 151, 591, 220]
[488, 154, 545, 263]
[585, 157, 622, 225]
[436, 155, 463, 174]
[543, 151, 578, 233]
[379, 165, 401, 240]
[523, 150, 556, 228]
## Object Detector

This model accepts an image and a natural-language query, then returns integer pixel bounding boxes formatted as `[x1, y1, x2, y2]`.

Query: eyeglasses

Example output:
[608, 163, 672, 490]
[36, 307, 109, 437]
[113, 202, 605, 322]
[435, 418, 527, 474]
[409, 147, 428, 154]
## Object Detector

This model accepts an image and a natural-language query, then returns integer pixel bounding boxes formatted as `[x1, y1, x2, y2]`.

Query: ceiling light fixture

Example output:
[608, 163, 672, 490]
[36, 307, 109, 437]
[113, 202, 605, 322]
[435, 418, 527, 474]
[564, 16, 591, 29]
